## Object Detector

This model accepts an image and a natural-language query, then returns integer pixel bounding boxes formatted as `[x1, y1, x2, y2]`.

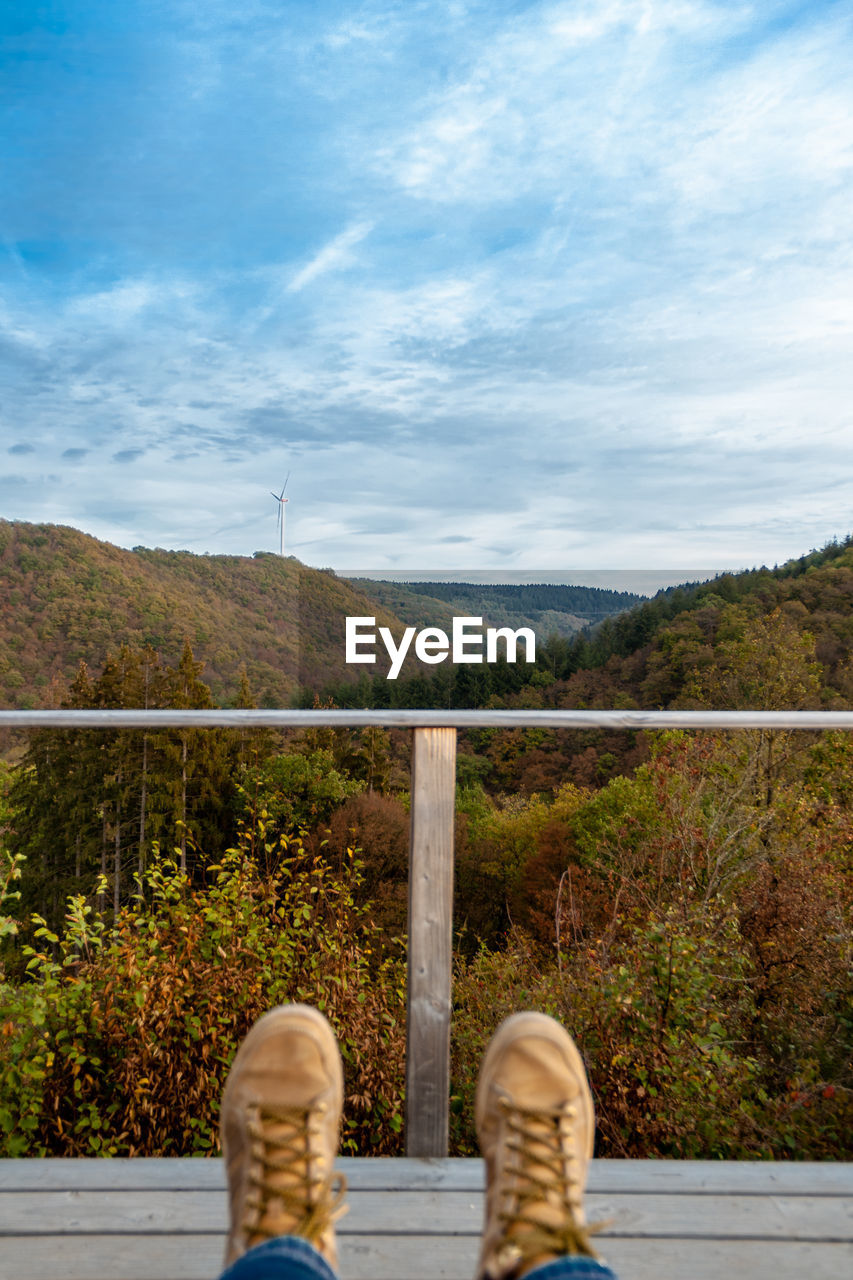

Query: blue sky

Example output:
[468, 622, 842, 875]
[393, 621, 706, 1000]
[2, 0, 852, 572]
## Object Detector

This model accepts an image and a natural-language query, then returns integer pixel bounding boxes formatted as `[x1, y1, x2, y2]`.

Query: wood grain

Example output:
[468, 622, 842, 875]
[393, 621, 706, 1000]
[0, 1234, 851, 1280]
[3, 1158, 852, 1195]
[406, 727, 457, 1158]
[2, 1159, 852, 1280]
[1, 1189, 851, 1241]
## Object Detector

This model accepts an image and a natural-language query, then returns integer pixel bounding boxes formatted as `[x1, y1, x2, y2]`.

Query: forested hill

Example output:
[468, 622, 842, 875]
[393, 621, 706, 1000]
[448, 536, 853, 794]
[558, 536, 853, 701]
[0, 523, 654, 712]
[0, 521, 408, 708]
[320, 538, 853, 786]
[349, 578, 644, 638]
[4, 518, 851, 720]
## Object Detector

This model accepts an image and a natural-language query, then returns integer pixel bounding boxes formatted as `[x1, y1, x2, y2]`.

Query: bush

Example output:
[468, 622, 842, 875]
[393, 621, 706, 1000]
[451, 902, 852, 1160]
[450, 939, 555, 1154]
[0, 823, 405, 1157]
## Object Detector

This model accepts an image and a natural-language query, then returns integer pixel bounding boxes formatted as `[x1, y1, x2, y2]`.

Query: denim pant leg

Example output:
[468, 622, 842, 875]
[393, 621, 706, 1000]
[219, 1237, 339, 1280]
[216, 1238, 619, 1280]
[526, 1256, 619, 1280]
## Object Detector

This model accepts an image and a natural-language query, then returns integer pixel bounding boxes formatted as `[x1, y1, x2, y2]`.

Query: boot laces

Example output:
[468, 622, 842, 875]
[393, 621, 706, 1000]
[494, 1097, 599, 1271]
[242, 1102, 348, 1248]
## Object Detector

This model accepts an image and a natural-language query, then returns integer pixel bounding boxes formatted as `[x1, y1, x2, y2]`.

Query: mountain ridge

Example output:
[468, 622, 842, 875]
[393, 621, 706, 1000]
[0, 520, 644, 709]
[0, 521, 404, 708]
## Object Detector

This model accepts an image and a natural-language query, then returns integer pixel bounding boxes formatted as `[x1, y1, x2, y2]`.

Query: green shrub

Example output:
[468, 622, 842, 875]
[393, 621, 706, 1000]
[0, 824, 405, 1156]
[451, 903, 852, 1160]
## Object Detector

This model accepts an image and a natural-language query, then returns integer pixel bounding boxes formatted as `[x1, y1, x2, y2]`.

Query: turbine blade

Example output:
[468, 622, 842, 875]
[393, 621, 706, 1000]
[282, 471, 290, 495]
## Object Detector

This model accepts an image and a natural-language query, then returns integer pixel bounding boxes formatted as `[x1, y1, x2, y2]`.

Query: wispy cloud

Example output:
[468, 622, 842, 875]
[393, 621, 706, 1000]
[286, 221, 374, 293]
[2, 1, 852, 568]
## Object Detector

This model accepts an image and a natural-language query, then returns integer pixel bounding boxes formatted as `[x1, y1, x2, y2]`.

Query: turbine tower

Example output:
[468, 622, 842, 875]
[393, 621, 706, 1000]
[271, 474, 290, 557]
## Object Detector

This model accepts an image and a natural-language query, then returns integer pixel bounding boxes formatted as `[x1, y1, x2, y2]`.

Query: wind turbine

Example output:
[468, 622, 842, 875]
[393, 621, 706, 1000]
[271, 474, 290, 557]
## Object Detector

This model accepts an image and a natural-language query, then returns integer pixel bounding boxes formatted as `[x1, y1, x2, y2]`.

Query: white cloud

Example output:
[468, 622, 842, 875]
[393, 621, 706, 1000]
[376, 0, 853, 237]
[286, 221, 374, 293]
[67, 279, 200, 327]
[5, 1, 853, 569]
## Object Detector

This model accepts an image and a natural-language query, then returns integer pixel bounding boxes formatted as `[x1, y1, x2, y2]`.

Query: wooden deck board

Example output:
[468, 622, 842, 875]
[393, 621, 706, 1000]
[1, 1159, 851, 1280]
[3, 1189, 852, 1240]
[4, 1157, 852, 1194]
[1, 1235, 851, 1280]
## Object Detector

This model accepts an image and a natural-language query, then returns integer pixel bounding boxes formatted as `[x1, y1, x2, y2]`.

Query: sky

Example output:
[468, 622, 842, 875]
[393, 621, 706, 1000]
[1, 0, 852, 575]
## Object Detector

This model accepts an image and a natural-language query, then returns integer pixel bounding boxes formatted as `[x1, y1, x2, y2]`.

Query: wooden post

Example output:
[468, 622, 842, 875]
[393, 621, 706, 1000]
[406, 726, 457, 1157]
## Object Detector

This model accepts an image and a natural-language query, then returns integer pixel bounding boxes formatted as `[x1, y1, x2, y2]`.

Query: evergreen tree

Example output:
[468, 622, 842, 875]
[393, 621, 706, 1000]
[7, 642, 244, 935]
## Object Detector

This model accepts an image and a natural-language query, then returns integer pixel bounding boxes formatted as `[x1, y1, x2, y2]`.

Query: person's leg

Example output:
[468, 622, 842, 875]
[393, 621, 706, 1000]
[474, 1012, 618, 1280]
[219, 1235, 338, 1280]
[218, 1004, 347, 1280]
[522, 1259, 617, 1280]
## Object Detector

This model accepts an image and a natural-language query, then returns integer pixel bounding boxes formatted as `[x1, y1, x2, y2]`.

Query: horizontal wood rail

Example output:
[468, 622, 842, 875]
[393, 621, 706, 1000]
[5, 707, 853, 1157]
[3, 709, 853, 728]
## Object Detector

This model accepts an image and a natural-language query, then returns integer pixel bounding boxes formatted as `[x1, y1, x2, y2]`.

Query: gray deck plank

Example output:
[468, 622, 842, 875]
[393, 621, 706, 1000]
[2, 1158, 852, 1195]
[2, 1159, 852, 1280]
[1, 1235, 852, 1280]
[2, 1189, 852, 1241]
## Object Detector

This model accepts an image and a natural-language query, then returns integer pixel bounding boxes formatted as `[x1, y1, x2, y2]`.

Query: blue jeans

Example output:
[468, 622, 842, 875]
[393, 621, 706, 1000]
[219, 1236, 618, 1280]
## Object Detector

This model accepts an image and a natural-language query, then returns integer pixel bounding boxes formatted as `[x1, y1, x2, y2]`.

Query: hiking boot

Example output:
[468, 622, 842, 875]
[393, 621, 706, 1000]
[220, 1004, 347, 1270]
[475, 1012, 598, 1280]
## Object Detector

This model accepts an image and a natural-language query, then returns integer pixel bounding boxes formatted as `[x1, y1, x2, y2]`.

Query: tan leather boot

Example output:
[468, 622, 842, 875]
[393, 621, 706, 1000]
[475, 1012, 599, 1280]
[220, 1004, 347, 1270]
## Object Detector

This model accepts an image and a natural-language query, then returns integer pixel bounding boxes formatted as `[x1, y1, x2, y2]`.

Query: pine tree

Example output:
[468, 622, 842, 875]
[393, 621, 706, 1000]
[162, 639, 235, 874]
[7, 642, 243, 935]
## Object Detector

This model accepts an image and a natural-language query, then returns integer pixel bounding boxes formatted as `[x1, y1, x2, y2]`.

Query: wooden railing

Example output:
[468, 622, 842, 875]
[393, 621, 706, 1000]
[4, 707, 853, 1157]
